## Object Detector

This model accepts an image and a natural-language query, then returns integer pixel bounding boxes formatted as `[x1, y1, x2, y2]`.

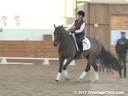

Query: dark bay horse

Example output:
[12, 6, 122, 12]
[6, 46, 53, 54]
[53, 25, 122, 82]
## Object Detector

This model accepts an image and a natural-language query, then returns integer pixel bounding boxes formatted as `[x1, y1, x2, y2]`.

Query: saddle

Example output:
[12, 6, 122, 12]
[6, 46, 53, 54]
[74, 37, 91, 59]
[71, 33, 91, 51]
[82, 37, 91, 51]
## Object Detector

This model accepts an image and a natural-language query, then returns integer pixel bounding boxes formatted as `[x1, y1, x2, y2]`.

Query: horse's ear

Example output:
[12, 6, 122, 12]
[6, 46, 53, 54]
[54, 24, 56, 28]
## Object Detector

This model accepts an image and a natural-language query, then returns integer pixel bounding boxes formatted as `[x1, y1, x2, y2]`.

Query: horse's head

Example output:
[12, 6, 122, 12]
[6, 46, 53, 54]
[53, 24, 65, 47]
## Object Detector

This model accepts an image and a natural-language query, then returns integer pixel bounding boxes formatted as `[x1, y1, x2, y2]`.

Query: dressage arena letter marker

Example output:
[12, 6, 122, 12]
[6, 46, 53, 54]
[0, 58, 7, 64]
[43, 58, 50, 65]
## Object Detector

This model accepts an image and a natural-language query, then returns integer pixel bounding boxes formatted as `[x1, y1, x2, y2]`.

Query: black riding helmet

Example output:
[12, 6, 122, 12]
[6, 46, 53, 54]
[77, 11, 85, 17]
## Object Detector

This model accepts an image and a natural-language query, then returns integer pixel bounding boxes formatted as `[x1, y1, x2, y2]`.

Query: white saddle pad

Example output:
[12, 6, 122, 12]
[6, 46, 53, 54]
[82, 37, 91, 50]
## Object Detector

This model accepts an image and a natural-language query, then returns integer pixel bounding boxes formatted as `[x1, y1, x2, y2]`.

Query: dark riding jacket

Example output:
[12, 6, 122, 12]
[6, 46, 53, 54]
[116, 38, 128, 55]
[74, 19, 85, 39]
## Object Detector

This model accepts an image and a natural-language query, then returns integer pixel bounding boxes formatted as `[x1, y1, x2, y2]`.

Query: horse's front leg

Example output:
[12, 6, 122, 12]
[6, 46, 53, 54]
[55, 56, 65, 82]
[63, 57, 74, 80]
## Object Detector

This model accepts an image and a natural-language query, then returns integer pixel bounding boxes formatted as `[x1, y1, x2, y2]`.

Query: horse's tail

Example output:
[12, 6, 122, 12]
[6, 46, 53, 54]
[100, 45, 122, 71]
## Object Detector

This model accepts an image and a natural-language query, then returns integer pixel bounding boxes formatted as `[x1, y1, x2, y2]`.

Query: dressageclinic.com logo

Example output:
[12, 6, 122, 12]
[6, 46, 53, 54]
[74, 90, 125, 96]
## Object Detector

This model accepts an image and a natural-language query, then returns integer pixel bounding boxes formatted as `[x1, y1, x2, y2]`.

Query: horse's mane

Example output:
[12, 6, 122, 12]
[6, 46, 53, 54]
[56, 26, 69, 35]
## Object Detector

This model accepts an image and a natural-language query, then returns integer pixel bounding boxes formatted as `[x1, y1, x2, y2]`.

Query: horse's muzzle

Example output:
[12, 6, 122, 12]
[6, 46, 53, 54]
[53, 41, 58, 47]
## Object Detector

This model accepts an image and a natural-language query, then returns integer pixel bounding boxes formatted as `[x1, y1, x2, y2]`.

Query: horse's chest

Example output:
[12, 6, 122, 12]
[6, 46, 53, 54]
[59, 49, 74, 57]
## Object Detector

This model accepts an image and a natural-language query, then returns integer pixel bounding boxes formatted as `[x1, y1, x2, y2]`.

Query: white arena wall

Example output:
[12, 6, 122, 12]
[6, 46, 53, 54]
[0, 0, 75, 29]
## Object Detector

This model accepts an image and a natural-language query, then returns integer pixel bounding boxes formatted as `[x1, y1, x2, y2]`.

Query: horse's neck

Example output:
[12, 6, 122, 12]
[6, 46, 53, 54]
[61, 32, 70, 40]
[59, 31, 74, 49]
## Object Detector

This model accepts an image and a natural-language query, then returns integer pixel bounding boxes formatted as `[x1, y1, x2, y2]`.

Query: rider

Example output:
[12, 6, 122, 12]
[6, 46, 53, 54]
[66, 10, 86, 57]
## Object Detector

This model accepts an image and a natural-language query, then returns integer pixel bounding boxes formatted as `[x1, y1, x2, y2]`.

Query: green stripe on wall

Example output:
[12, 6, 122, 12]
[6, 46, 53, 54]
[3, 29, 54, 37]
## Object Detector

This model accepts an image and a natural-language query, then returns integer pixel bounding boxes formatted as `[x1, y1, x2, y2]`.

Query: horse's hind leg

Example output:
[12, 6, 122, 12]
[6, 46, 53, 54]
[77, 60, 90, 81]
[91, 62, 99, 81]
[89, 55, 99, 81]
[63, 57, 74, 80]
[119, 70, 122, 78]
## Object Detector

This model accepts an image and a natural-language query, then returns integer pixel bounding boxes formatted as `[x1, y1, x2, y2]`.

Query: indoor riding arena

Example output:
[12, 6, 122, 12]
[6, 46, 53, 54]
[0, 0, 128, 96]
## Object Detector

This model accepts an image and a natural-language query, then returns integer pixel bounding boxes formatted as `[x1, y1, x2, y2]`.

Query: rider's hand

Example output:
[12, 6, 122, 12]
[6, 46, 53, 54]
[71, 31, 75, 33]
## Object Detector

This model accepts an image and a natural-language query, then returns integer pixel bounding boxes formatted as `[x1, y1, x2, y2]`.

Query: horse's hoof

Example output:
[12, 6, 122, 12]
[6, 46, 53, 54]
[92, 78, 99, 82]
[55, 80, 59, 83]
[50, 80, 59, 83]
[76, 78, 81, 82]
